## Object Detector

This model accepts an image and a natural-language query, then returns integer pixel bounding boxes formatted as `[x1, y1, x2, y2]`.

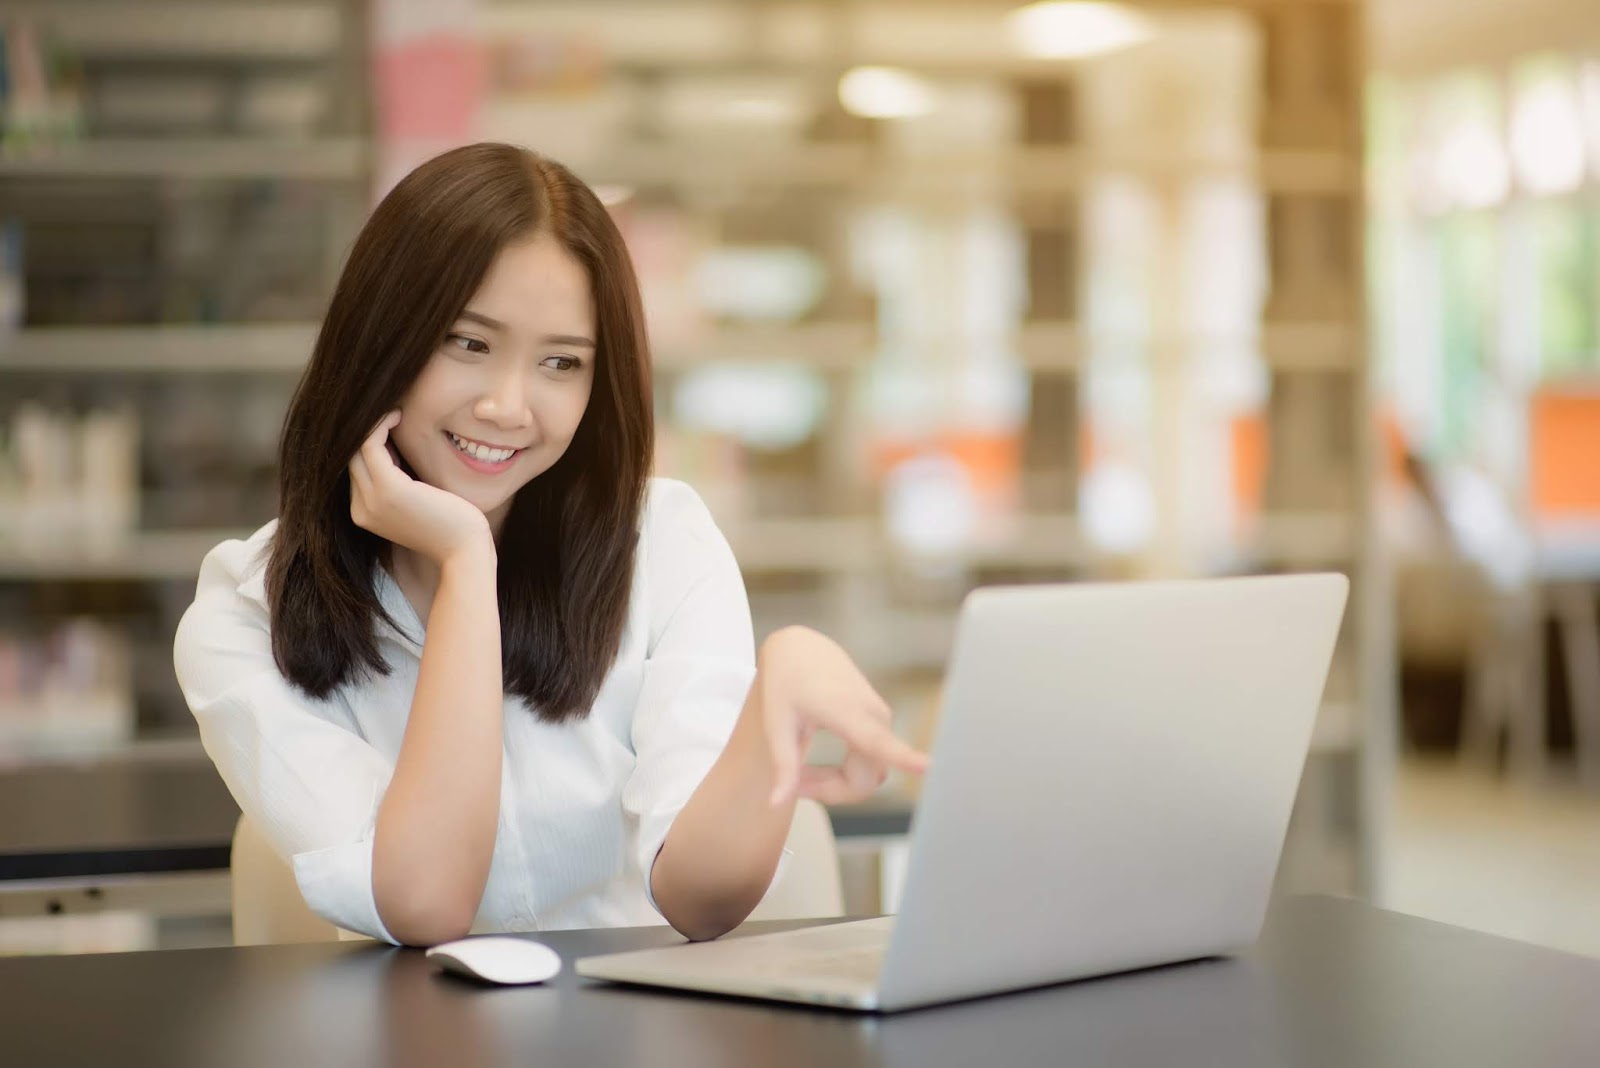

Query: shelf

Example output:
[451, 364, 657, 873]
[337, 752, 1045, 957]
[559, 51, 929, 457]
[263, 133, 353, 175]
[8, 2, 344, 62]
[1260, 323, 1360, 372]
[0, 733, 207, 772]
[727, 512, 1091, 575]
[1017, 323, 1085, 370]
[854, 609, 958, 674]
[0, 318, 1352, 377]
[655, 322, 877, 370]
[1203, 513, 1360, 573]
[1018, 322, 1357, 371]
[0, 325, 317, 373]
[901, 512, 1091, 570]
[0, 143, 1346, 193]
[0, 320, 1353, 375]
[0, 138, 367, 180]
[1000, 146, 1359, 196]
[0, 529, 247, 581]
[726, 516, 881, 573]
[546, 142, 1358, 196]
[655, 321, 1357, 374]
[980, 512, 1092, 567]
[0, 521, 880, 580]
[7, 323, 876, 376]
[1249, 513, 1361, 567]
[0, 515, 1091, 581]
[10, 322, 877, 375]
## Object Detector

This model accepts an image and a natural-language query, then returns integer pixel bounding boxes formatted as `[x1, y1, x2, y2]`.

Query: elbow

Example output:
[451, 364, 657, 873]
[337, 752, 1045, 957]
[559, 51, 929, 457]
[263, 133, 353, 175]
[658, 886, 762, 943]
[375, 887, 478, 948]
[651, 857, 770, 942]
[372, 829, 488, 947]
[671, 914, 743, 943]
[381, 904, 475, 948]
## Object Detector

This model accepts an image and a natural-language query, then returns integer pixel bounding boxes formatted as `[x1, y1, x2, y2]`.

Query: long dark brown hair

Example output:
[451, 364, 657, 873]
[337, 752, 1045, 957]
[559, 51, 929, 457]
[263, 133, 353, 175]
[266, 142, 653, 723]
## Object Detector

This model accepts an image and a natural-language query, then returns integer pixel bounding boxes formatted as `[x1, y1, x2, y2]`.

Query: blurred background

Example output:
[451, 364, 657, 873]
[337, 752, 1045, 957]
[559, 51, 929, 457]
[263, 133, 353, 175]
[0, 0, 1595, 958]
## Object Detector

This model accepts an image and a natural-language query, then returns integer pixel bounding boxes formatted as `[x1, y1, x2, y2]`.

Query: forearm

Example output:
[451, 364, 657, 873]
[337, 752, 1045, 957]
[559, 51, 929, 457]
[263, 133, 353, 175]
[373, 548, 503, 945]
[650, 645, 795, 942]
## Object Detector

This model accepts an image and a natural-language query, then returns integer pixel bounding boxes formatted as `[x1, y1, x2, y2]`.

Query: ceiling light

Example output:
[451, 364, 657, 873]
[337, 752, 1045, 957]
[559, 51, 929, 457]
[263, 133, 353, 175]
[1007, 2, 1154, 60]
[1433, 120, 1509, 210]
[1510, 77, 1585, 196]
[838, 66, 937, 120]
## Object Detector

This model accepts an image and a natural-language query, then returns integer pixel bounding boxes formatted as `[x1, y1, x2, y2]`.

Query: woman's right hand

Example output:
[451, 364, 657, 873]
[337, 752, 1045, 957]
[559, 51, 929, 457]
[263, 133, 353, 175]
[348, 410, 494, 565]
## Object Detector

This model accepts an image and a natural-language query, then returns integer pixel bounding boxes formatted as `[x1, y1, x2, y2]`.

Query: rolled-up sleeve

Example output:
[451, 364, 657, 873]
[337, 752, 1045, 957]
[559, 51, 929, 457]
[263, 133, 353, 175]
[620, 483, 758, 915]
[173, 543, 400, 945]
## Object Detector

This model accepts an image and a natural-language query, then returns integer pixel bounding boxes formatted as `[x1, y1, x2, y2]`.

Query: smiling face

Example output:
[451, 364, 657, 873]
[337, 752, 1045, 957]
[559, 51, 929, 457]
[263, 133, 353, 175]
[391, 231, 597, 537]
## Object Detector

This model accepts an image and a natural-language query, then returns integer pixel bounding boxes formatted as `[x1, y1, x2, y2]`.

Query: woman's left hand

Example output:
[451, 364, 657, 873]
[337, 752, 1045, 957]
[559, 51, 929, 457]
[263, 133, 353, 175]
[755, 626, 930, 807]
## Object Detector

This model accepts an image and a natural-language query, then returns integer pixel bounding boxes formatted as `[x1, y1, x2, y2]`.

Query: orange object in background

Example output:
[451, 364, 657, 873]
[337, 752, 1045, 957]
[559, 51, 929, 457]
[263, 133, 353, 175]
[1231, 413, 1267, 518]
[1530, 388, 1600, 517]
[1228, 407, 1409, 520]
[871, 430, 1021, 498]
[1078, 422, 1098, 473]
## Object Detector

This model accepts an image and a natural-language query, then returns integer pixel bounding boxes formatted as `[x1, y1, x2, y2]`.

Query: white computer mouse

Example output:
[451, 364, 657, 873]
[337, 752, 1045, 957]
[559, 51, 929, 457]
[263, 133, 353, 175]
[426, 936, 563, 985]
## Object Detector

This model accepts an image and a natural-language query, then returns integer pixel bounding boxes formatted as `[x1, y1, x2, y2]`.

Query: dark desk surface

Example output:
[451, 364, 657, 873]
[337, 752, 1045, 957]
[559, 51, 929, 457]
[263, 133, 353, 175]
[0, 759, 914, 882]
[2, 896, 1597, 1068]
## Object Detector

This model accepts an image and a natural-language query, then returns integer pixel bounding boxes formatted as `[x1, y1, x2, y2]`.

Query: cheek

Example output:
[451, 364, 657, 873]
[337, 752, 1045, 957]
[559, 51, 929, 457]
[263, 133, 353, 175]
[388, 424, 433, 476]
[540, 385, 593, 441]
[394, 398, 449, 463]
[396, 368, 461, 442]
[400, 358, 466, 417]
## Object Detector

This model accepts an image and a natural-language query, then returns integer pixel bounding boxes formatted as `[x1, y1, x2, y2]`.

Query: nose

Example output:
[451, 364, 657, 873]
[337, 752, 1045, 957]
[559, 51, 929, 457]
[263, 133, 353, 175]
[472, 365, 533, 431]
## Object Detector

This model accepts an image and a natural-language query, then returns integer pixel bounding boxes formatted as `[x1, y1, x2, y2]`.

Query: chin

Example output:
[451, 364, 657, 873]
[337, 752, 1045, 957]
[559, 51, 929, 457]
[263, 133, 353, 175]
[450, 486, 506, 513]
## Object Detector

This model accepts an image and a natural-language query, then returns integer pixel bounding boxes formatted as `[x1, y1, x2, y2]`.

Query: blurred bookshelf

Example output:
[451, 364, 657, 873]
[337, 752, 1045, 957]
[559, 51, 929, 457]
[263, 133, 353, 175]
[0, 321, 1352, 375]
[0, 138, 368, 180]
[0, 530, 247, 582]
[510, 141, 1359, 195]
[574, 0, 1386, 902]
[1, 325, 318, 373]
[0, 0, 371, 769]
[0, 0, 1389, 909]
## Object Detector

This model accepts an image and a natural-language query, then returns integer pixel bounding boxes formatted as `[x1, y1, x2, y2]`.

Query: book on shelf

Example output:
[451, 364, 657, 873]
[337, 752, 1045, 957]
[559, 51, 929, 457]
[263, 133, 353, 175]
[0, 617, 134, 765]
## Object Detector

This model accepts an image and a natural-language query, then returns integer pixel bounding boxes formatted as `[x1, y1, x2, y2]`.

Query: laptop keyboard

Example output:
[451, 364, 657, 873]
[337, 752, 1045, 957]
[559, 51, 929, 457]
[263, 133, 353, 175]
[724, 920, 893, 983]
[733, 946, 886, 983]
[766, 918, 893, 952]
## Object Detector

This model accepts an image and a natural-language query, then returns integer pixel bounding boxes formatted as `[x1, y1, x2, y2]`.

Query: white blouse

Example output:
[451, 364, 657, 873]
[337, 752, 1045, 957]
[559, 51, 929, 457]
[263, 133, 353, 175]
[173, 477, 760, 945]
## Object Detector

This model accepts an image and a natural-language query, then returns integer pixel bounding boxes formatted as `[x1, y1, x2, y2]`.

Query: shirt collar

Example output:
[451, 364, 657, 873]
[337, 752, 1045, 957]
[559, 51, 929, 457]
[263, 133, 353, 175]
[372, 562, 424, 655]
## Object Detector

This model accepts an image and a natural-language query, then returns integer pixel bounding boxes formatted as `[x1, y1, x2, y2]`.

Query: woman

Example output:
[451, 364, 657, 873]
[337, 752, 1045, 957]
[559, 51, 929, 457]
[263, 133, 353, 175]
[173, 142, 926, 949]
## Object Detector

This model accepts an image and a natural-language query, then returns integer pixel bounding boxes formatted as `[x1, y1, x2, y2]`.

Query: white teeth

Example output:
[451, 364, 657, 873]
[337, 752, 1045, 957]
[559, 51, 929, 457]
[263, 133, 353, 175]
[448, 432, 516, 463]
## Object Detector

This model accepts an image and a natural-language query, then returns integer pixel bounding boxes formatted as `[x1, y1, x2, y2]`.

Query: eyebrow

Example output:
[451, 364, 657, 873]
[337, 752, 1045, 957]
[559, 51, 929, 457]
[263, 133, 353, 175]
[457, 309, 596, 348]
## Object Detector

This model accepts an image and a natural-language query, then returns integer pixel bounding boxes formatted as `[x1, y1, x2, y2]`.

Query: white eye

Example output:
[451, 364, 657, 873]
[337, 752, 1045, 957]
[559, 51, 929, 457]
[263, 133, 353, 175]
[447, 334, 489, 355]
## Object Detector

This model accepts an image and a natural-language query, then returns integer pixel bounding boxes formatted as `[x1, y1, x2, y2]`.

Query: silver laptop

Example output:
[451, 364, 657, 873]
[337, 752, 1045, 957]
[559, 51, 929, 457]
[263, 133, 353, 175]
[577, 573, 1349, 1012]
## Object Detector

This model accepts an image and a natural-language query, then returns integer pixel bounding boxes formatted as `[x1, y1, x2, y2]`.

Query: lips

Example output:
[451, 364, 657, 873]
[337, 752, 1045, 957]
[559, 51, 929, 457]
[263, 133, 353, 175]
[444, 430, 523, 473]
